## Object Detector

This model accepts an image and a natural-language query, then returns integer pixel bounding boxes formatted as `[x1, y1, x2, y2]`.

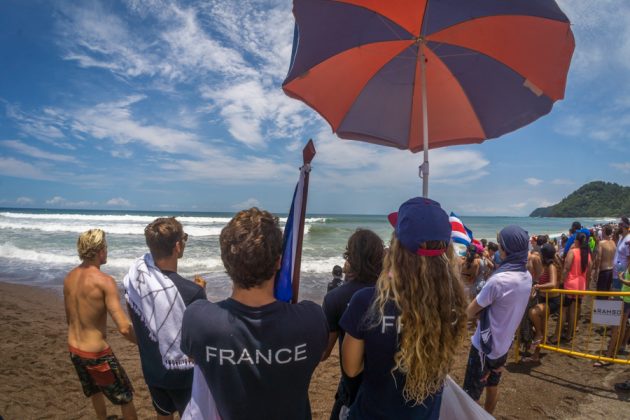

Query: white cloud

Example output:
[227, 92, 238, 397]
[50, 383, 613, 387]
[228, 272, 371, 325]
[111, 149, 133, 159]
[309, 130, 490, 190]
[55, 1, 312, 149]
[45, 196, 97, 207]
[16, 197, 34, 205]
[553, 115, 584, 137]
[510, 202, 528, 209]
[4, 104, 76, 149]
[611, 162, 630, 173]
[557, 1, 630, 80]
[525, 177, 543, 186]
[2, 140, 77, 162]
[57, 1, 254, 82]
[232, 198, 260, 210]
[0, 157, 54, 180]
[537, 200, 555, 207]
[46, 196, 66, 205]
[159, 154, 295, 184]
[69, 96, 214, 155]
[106, 197, 131, 206]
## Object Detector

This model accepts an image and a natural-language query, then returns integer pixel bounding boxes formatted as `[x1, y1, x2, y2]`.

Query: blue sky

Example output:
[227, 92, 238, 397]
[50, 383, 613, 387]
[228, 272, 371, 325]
[0, 0, 629, 216]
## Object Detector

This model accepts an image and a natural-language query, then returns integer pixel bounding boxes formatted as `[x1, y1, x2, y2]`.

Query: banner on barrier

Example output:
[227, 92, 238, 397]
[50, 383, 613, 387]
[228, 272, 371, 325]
[592, 299, 624, 326]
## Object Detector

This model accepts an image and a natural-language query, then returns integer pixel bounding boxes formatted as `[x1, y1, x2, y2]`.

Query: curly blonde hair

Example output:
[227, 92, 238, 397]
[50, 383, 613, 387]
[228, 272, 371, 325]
[370, 234, 467, 403]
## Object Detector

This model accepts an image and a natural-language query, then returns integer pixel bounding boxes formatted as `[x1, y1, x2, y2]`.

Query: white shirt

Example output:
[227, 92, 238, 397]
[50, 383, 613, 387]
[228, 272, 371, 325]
[614, 233, 630, 279]
[472, 270, 532, 359]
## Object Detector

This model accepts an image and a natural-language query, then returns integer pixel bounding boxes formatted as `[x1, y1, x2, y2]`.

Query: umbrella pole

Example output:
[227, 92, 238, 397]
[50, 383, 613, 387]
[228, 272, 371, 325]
[420, 42, 429, 198]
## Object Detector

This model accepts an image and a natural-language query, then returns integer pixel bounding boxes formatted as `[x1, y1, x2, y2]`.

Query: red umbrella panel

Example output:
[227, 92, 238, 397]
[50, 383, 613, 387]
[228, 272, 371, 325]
[282, 0, 575, 152]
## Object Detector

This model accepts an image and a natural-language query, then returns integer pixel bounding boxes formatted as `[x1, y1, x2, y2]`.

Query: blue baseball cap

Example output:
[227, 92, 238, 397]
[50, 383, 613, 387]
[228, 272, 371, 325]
[387, 197, 452, 256]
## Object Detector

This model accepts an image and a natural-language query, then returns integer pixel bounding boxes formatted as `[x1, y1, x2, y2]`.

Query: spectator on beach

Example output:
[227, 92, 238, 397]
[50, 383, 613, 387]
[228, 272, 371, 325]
[558, 234, 568, 258]
[327, 265, 344, 292]
[463, 225, 532, 415]
[525, 243, 561, 363]
[559, 232, 591, 342]
[593, 225, 616, 298]
[123, 217, 206, 419]
[528, 245, 544, 283]
[613, 217, 630, 291]
[322, 229, 384, 419]
[64, 229, 138, 420]
[487, 242, 501, 268]
[180, 208, 327, 419]
[563, 221, 592, 257]
[596, 252, 630, 368]
[340, 197, 467, 418]
[613, 254, 630, 390]
[461, 244, 481, 300]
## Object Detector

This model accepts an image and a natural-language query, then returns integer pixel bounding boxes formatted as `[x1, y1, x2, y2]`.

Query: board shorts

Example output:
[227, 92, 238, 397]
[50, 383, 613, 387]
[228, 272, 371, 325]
[148, 385, 192, 416]
[463, 346, 508, 401]
[69, 345, 134, 405]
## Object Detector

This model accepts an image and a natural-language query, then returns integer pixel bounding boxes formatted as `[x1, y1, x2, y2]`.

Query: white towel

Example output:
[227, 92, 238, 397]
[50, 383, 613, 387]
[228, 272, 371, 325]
[439, 375, 494, 419]
[182, 366, 221, 420]
[123, 253, 193, 370]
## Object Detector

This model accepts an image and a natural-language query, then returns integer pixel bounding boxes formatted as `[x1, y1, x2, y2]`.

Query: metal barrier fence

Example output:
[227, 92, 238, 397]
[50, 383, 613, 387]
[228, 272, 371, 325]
[514, 289, 630, 365]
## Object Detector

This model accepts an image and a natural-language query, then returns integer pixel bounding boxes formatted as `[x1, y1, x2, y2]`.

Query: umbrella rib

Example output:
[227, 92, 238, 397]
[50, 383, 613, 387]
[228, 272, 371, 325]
[375, 13, 407, 42]
[423, 47, 488, 141]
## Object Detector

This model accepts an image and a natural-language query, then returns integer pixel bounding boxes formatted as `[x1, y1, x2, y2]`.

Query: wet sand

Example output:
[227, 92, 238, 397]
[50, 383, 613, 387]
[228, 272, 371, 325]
[1, 280, 629, 419]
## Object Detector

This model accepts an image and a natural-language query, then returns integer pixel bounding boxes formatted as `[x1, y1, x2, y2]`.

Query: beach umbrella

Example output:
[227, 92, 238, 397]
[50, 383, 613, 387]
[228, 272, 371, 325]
[282, 0, 575, 197]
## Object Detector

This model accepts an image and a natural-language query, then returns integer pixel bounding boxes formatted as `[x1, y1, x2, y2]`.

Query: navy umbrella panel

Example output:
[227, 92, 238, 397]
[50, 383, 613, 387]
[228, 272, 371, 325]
[283, 0, 575, 152]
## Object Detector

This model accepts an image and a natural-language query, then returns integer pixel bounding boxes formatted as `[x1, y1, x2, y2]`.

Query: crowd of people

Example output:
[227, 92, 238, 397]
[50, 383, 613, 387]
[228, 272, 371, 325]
[62, 202, 630, 419]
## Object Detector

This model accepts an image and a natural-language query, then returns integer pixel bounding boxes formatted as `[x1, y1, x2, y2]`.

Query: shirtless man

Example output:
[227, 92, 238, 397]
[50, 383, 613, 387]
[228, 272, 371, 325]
[594, 225, 616, 298]
[64, 229, 137, 420]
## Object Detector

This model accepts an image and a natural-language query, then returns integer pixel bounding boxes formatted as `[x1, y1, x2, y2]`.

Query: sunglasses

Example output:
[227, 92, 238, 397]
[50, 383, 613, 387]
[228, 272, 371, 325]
[180, 233, 189, 243]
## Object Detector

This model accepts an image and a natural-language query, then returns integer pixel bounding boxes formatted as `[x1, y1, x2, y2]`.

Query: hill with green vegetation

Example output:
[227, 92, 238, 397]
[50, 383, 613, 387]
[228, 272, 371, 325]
[530, 181, 630, 217]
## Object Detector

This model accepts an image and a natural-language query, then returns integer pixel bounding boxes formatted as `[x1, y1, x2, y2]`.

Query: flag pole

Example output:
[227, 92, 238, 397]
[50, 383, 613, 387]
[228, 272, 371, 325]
[420, 41, 429, 198]
[291, 139, 316, 304]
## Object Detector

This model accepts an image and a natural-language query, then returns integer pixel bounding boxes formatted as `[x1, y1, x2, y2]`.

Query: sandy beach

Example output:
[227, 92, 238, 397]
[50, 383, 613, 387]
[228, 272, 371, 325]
[1, 280, 629, 419]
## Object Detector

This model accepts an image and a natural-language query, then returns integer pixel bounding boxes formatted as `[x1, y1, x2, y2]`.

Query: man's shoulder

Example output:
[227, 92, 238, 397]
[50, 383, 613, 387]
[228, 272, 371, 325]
[186, 298, 216, 314]
[323, 282, 349, 304]
[166, 272, 205, 303]
[294, 299, 325, 318]
[489, 270, 531, 286]
[324, 281, 371, 306]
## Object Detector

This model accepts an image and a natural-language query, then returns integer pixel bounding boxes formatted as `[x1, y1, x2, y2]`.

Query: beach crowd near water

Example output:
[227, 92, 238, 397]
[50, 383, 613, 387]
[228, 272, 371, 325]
[8, 201, 630, 420]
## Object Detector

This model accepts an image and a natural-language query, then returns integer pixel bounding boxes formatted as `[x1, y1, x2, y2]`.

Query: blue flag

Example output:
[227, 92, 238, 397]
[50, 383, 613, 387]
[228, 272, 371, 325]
[274, 165, 308, 302]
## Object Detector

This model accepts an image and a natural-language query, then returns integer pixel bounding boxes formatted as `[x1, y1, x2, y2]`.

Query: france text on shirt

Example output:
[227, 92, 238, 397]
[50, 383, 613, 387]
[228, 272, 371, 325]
[205, 344, 309, 365]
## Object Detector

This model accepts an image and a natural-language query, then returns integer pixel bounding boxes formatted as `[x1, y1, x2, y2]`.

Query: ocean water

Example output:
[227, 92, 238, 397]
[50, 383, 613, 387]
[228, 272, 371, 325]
[0, 209, 616, 302]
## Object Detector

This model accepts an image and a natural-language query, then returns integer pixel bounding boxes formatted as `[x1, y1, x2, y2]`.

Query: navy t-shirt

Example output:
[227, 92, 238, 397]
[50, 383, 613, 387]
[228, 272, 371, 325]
[128, 270, 207, 389]
[339, 288, 442, 420]
[181, 298, 328, 420]
[322, 280, 374, 392]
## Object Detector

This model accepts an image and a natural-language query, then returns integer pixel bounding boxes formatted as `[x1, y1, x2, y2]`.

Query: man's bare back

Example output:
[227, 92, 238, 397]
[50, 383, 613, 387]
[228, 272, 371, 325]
[597, 239, 616, 271]
[64, 265, 127, 352]
[66, 230, 137, 420]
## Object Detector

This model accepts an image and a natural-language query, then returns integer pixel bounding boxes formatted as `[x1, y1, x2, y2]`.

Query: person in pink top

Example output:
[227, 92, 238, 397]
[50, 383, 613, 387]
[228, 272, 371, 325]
[560, 232, 591, 341]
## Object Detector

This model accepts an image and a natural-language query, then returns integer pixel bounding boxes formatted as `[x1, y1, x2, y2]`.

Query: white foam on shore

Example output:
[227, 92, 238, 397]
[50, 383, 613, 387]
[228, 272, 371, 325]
[0, 243, 224, 272]
[0, 212, 327, 225]
[300, 257, 345, 273]
[0, 243, 80, 265]
[0, 212, 320, 236]
[0, 222, 223, 237]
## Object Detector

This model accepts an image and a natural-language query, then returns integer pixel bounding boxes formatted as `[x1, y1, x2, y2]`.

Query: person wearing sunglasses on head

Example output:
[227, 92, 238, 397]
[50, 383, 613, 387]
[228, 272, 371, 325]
[124, 217, 207, 419]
